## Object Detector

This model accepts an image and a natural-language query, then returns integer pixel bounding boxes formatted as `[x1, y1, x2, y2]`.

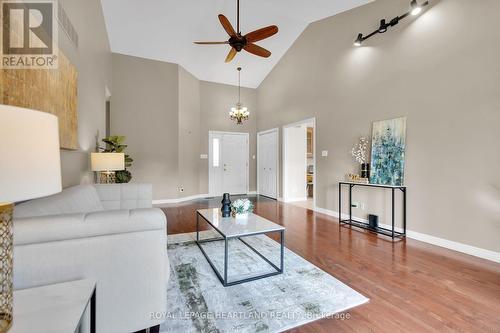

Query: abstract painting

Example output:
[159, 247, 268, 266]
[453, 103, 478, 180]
[0, 51, 78, 149]
[370, 117, 407, 186]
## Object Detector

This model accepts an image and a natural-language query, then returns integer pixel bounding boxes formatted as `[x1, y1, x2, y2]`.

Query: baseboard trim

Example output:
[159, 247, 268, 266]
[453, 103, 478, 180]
[313, 206, 500, 264]
[153, 192, 258, 205]
[153, 194, 209, 205]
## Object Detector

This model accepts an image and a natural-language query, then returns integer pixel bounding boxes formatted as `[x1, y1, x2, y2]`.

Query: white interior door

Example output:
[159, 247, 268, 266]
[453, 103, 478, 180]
[258, 129, 278, 199]
[209, 132, 248, 196]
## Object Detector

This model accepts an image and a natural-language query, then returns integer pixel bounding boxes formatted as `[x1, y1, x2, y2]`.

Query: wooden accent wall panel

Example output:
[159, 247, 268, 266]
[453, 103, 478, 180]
[0, 51, 78, 150]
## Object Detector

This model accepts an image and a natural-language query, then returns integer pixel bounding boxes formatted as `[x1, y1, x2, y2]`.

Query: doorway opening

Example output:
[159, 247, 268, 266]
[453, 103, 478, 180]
[105, 85, 111, 138]
[105, 100, 111, 137]
[282, 118, 316, 210]
[208, 131, 249, 197]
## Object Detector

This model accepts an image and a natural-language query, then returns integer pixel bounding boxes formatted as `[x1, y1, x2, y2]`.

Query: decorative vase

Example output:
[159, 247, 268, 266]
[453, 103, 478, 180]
[221, 193, 231, 217]
[361, 163, 370, 179]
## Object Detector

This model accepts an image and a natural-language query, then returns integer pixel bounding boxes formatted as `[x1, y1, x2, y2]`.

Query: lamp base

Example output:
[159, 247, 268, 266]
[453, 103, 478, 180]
[99, 171, 116, 184]
[0, 203, 13, 333]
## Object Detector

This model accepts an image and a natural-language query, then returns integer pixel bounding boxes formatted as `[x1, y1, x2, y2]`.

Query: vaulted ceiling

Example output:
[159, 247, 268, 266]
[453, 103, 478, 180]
[101, 0, 371, 88]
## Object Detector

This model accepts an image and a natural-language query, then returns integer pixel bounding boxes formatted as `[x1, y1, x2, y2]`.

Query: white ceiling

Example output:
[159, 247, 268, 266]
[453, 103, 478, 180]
[101, 0, 371, 88]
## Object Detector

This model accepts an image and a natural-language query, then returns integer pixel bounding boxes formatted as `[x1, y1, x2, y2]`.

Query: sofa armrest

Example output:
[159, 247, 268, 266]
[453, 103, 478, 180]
[94, 183, 153, 210]
[14, 208, 166, 246]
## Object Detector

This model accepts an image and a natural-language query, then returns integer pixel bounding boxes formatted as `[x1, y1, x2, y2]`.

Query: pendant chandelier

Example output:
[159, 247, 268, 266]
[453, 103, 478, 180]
[229, 67, 249, 125]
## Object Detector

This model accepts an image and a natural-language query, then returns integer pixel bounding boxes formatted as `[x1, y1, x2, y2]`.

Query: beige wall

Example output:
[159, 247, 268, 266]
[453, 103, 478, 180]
[111, 55, 258, 199]
[199, 81, 258, 194]
[59, 0, 112, 187]
[257, 0, 500, 252]
[178, 67, 201, 197]
[111, 54, 179, 199]
[55, 0, 499, 253]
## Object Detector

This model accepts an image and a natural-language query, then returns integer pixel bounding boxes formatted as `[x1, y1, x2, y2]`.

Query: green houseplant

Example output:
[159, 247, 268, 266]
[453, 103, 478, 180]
[101, 135, 134, 183]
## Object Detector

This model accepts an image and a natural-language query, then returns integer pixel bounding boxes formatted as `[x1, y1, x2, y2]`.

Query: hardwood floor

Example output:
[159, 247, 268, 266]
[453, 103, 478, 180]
[160, 196, 500, 333]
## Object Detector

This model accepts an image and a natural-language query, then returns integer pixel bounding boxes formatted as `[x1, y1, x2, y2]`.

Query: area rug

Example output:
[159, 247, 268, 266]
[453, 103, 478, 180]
[160, 232, 368, 333]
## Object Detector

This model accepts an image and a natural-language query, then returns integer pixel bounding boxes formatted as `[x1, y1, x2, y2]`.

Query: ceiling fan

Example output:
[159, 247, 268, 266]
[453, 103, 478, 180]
[194, 0, 279, 63]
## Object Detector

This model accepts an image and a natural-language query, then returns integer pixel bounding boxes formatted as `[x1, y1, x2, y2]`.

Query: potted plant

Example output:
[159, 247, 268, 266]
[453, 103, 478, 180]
[231, 199, 254, 219]
[101, 135, 134, 183]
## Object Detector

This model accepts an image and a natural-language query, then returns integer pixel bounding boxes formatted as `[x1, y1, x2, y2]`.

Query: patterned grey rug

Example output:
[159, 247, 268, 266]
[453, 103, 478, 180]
[161, 232, 368, 333]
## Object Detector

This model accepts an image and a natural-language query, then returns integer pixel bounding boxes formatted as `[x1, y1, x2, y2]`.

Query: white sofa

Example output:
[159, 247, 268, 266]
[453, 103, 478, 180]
[13, 183, 168, 333]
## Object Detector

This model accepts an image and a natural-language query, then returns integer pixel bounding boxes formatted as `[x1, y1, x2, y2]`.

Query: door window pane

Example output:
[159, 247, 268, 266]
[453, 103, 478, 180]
[213, 138, 220, 167]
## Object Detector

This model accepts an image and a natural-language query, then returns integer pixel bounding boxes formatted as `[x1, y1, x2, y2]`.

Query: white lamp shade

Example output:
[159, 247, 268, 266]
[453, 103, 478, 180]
[91, 153, 125, 172]
[0, 104, 62, 203]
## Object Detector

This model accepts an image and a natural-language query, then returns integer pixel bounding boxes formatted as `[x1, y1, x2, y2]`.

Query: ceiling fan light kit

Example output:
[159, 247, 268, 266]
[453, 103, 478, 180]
[354, 0, 429, 47]
[194, 0, 279, 63]
[229, 67, 249, 125]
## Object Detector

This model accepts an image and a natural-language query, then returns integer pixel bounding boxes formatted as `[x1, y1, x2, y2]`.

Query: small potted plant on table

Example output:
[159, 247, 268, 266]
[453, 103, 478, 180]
[231, 199, 254, 219]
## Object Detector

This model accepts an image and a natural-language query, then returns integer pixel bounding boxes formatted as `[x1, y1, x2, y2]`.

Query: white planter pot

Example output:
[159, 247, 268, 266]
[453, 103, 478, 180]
[234, 212, 249, 219]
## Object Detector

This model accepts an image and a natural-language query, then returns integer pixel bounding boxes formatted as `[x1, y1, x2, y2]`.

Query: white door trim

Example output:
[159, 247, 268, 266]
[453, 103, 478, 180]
[282, 118, 316, 207]
[208, 131, 249, 197]
[257, 127, 279, 199]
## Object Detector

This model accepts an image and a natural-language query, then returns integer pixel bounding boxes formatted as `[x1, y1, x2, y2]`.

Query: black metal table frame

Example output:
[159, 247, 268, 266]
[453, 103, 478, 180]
[90, 287, 96, 333]
[339, 182, 406, 240]
[195, 211, 285, 287]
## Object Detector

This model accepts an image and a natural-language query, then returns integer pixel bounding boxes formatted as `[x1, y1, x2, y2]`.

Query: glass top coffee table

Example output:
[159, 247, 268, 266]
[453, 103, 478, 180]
[196, 208, 285, 287]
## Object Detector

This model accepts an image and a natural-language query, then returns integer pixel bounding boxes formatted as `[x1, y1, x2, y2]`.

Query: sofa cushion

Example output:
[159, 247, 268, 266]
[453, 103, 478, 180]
[94, 183, 153, 210]
[14, 185, 104, 218]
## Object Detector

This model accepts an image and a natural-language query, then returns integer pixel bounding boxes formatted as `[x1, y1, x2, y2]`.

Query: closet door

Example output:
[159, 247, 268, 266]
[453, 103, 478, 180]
[258, 130, 278, 199]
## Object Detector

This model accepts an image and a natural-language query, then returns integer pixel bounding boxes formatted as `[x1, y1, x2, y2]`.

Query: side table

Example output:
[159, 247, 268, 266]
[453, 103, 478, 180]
[10, 279, 96, 333]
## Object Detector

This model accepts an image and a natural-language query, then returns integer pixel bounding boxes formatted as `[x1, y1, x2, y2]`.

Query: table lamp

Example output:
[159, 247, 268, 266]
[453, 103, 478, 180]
[0, 104, 62, 332]
[91, 153, 125, 183]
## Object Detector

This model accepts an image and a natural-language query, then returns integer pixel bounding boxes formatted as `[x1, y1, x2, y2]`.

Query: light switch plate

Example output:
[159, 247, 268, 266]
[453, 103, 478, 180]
[321, 150, 328, 157]
[200, 154, 208, 159]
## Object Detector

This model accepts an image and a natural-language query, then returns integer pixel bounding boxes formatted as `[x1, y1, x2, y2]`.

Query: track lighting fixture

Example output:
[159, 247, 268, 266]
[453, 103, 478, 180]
[378, 19, 388, 33]
[410, 0, 423, 16]
[354, 33, 363, 47]
[354, 0, 429, 46]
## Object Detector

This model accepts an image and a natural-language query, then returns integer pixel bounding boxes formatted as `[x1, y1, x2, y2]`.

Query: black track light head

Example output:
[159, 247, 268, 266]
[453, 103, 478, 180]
[390, 17, 400, 26]
[354, 33, 363, 47]
[378, 19, 388, 33]
[410, 0, 423, 16]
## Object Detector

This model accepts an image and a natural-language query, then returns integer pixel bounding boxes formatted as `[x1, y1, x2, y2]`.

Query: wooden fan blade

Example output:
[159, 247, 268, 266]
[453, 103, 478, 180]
[245, 25, 278, 43]
[194, 41, 229, 45]
[244, 43, 271, 58]
[225, 48, 237, 63]
[218, 14, 237, 37]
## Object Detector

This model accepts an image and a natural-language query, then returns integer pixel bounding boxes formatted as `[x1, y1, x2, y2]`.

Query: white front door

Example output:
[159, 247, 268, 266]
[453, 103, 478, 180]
[258, 129, 278, 199]
[209, 132, 249, 196]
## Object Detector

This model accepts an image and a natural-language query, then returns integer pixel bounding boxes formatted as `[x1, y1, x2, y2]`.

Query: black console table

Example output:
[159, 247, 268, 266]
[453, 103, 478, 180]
[339, 181, 406, 240]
